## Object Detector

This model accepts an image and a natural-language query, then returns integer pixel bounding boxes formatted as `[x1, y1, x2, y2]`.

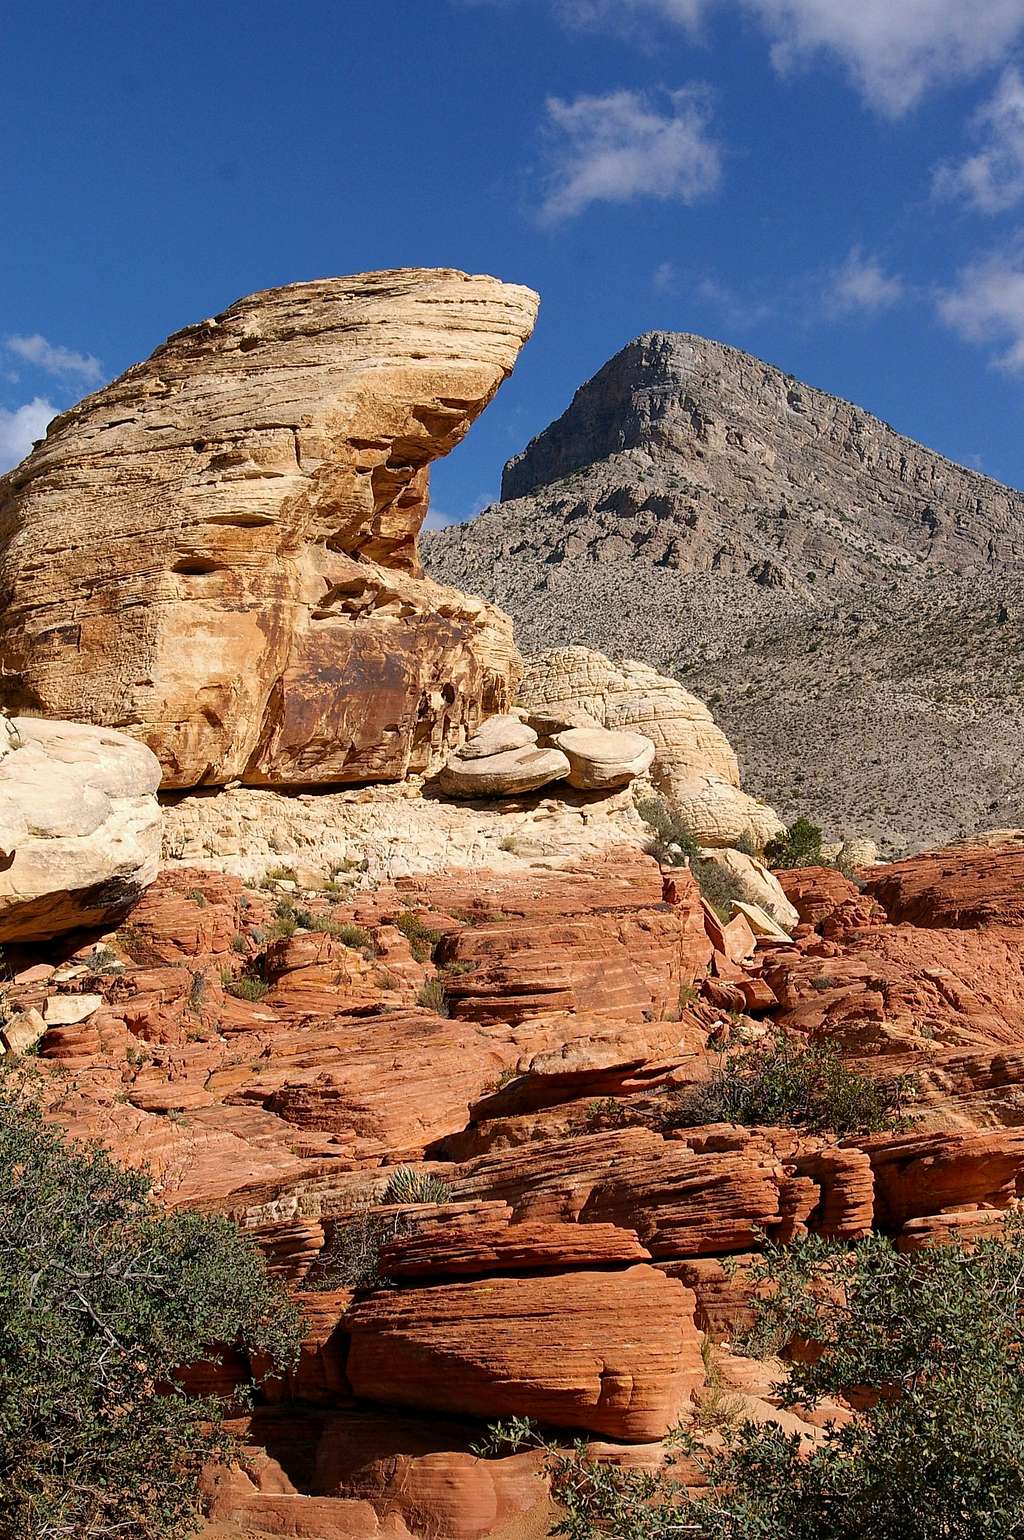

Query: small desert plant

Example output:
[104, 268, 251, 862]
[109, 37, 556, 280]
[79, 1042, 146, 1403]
[585, 1096, 630, 1130]
[692, 1335, 744, 1432]
[187, 971, 206, 1012]
[306, 1208, 404, 1292]
[221, 971, 270, 1003]
[665, 1031, 915, 1138]
[416, 977, 450, 1015]
[379, 1167, 453, 1205]
[230, 933, 248, 955]
[638, 794, 749, 919]
[765, 816, 826, 870]
[326, 920, 373, 950]
[187, 889, 208, 908]
[396, 911, 444, 962]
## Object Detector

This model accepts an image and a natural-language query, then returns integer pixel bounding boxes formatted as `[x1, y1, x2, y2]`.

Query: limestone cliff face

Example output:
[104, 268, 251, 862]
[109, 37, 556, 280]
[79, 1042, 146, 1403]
[0, 268, 538, 788]
[497, 330, 1024, 582]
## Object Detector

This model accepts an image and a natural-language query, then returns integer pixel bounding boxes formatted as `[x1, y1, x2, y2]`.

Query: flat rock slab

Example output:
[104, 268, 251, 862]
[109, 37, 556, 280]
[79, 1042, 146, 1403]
[44, 994, 103, 1026]
[551, 726, 655, 789]
[437, 744, 570, 797]
[456, 714, 537, 760]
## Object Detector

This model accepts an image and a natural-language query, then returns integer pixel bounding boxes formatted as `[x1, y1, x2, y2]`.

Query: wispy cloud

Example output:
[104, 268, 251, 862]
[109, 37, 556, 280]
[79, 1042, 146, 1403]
[745, 0, 1024, 115]
[938, 245, 1024, 371]
[827, 246, 905, 314]
[0, 397, 55, 473]
[5, 333, 103, 383]
[423, 506, 463, 530]
[548, 0, 1024, 115]
[652, 260, 680, 294]
[934, 67, 1024, 213]
[556, 0, 706, 30]
[538, 86, 721, 223]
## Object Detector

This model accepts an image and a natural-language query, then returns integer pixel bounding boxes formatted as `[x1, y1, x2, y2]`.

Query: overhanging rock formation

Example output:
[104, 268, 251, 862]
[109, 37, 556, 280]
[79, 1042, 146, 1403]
[0, 268, 538, 788]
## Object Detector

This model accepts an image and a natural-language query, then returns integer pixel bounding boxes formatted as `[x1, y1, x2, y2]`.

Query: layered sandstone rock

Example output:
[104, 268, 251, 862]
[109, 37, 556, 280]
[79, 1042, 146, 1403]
[0, 717, 161, 940]
[160, 778, 652, 886]
[346, 1265, 703, 1440]
[0, 269, 538, 788]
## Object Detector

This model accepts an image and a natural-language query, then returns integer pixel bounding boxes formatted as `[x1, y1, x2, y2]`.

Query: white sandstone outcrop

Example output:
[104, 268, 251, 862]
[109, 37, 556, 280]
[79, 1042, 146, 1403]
[0, 718, 161, 941]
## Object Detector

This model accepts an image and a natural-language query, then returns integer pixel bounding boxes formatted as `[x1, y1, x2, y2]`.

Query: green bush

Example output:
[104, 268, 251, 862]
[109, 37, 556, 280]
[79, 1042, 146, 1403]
[765, 816, 825, 869]
[396, 911, 443, 963]
[323, 920, 373, 950]
[665, 1030, 914, 1137]
[416, 976, 450, 1015]
[222, 973, 270, 1002]
[0, 1068, 300, 1539]
[483, 1216, 1024, 1539]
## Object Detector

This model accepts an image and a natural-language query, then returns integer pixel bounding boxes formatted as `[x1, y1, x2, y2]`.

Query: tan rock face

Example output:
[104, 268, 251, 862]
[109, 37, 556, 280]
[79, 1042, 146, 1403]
[0, 269, 538, 789]
[517, 646, 783, 845]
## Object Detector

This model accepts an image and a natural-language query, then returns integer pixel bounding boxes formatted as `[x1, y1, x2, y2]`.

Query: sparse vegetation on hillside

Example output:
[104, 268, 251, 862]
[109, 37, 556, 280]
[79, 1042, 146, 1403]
[664, 1031, 915, 1138]
[0, 1066, 300, 1540]
[484, 1216, 1024, 1538]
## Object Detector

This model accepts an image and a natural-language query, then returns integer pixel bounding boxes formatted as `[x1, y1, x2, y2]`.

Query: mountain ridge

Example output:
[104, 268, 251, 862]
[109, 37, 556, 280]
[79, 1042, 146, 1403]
[424, 330, 1024, 854]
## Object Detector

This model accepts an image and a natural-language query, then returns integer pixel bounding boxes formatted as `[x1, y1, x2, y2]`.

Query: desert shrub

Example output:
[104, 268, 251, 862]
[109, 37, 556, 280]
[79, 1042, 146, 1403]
[0, 1067, 300, 1540]
[323, 920, 373, 950]
[416, 976, 450, 1015]
[664, 1031, 914, 1137]
[484, 1217, 1024, 1539]
[765, 816, 825, 869]
[396, 911, 444, 962]
[307, 1208, 404, 1292]
[637, 795, 749, 919]
[379, 1167, 453, 1205]
[222, 973, 270, 1003]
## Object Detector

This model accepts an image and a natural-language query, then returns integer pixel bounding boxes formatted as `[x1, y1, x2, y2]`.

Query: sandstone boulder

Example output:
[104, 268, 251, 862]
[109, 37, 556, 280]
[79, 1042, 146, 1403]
[437, 744, 570, 797]
[671, 773, 785, 849]
[455, 714, 537, 759]
[0, 269, 538, 789]
[698, 847, 798, 930]
[519, 647, 739, 794]
[518, 647, 782, 844]
[346, 1265, 703, 1440]
[551, 726, 655, 789]
[0, 718, 161, 941]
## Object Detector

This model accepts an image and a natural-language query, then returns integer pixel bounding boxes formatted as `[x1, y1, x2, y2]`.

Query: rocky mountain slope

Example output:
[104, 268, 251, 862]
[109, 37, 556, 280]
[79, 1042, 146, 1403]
[425, 333, 1024, 853]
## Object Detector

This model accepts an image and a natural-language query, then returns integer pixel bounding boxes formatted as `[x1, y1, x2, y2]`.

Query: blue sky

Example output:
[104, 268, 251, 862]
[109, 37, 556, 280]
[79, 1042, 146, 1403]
[5, 1, 1024, 523]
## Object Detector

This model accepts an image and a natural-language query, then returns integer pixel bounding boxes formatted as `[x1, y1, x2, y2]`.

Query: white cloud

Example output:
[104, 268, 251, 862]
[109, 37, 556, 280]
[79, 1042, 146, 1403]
[5, 333, 103, 383]
[0, 397, 55, 472]
[745, 0, 1024, 115]
[538, 86, 721, 223]
[828, 246, 905, 313]
[554, 0, 1024, 114]
[938, 248, 1024, 371]
[557, 0, 705, 28]
[934, 67, 1024, 212]
[652, 260, 680, 293]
